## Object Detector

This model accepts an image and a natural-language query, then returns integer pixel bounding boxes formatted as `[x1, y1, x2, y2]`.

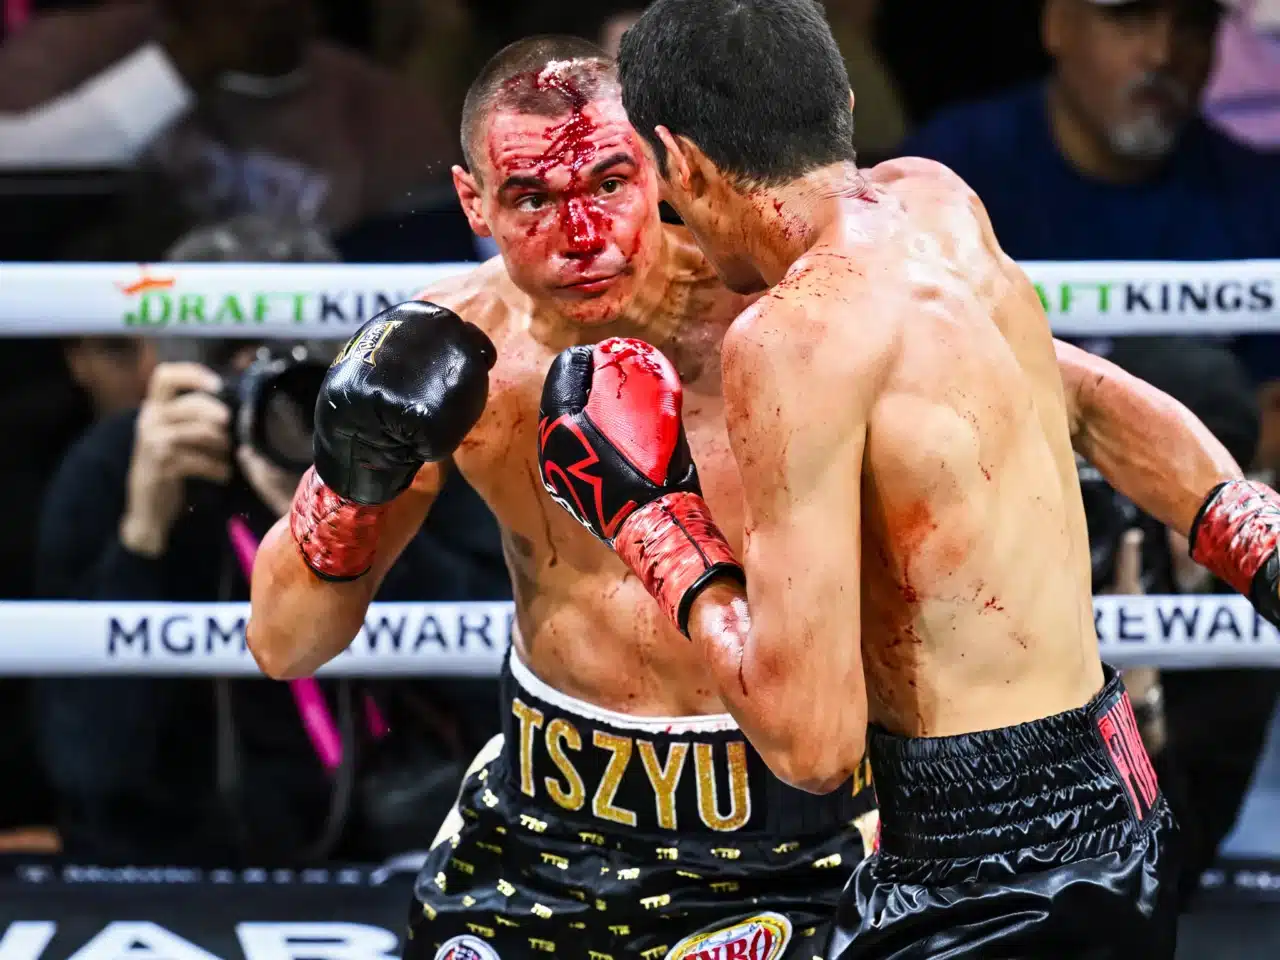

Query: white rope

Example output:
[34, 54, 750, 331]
[0, 595, 1273, 676]
[0, 259, 1278, 337]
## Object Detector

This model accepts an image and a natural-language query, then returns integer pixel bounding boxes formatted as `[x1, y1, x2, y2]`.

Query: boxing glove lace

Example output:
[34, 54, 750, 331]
[1189, 478, 1280, 625]
[537, 337, 744, 635]
[291, 300, 495, 581]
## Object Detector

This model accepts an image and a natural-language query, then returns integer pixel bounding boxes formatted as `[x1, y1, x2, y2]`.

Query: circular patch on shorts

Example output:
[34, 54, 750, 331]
[664, 912, 792, 960]
[433, 934, 501, 960]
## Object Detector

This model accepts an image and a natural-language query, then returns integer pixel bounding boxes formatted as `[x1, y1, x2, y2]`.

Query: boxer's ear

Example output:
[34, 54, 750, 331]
[849, 88, 856, 114]
[452, 164, 492, 239]
[654, 125, 706, 198]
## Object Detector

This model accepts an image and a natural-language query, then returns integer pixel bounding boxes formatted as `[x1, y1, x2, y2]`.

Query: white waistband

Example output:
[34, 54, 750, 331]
[508, 650, 740, 735]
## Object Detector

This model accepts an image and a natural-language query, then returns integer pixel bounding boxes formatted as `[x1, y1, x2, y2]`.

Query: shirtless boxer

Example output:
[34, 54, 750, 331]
[248, 36, 878, 960]
[533, 0, 1280, 955]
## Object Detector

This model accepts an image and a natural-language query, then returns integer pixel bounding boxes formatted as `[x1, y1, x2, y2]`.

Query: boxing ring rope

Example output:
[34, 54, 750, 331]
[1, 258, 1279, 676]
[0, 258, 1279, 336]
[0, 596, 1274, 676]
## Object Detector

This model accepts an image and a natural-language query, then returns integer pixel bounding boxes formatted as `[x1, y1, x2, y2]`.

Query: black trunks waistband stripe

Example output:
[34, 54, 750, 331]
[498, 652, 875, 837]
[870, 664, 1164, 863]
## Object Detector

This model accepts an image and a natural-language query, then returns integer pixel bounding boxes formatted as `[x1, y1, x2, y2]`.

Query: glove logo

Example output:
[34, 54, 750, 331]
[333, 320, 402, 368]
[538, 414, 637, 542]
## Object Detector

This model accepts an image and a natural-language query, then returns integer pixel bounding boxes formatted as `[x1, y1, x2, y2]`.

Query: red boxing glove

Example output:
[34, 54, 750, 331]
[1189, 478, 1280, 624]
[537, 338, 744, 634]
[289, 467, 390, 581]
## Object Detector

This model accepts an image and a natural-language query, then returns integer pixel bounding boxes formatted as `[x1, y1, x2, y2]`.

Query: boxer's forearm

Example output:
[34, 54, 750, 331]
[247, 517, 380, 679]
[247, 466, 443, 678]
[1060, 342, 1242, 536]
[686, 579, 863, 794]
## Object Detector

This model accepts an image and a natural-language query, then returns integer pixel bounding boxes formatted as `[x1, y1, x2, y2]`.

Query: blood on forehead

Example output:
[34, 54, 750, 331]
[487, 62, 636, 252]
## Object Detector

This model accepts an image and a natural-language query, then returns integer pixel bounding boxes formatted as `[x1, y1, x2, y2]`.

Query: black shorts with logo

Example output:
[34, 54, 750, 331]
[406, 653, 878, 960]
[828, 664, 1181, 960]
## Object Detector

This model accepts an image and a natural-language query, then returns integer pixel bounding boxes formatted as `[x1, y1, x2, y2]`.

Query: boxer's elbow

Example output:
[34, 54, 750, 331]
[247, 621, 313, 680]
[764, 739, 868, 795]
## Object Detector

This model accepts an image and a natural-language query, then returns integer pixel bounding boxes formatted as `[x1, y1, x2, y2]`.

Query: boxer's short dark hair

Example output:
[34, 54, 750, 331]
[461, 35, 615, 178]
[619, 0, 855, 186]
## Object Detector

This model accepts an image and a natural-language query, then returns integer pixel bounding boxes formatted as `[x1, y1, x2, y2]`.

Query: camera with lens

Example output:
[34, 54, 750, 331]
[219, 344, 329, 473]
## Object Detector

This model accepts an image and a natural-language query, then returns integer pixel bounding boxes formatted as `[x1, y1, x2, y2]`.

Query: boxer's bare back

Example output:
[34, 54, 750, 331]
[701, 157, 1102, 744]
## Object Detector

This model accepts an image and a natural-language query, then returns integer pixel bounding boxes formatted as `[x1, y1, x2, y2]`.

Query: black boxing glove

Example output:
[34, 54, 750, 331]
[290, 300, 495, 581]
[537, 337, 743, 635]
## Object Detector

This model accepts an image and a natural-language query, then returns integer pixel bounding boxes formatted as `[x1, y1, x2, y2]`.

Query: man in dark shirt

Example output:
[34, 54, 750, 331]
[902, 0, 1280, 268]
[34, 348, 509, 863]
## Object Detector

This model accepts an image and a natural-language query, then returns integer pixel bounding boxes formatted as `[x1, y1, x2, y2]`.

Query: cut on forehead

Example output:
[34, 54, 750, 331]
[461, 34, 619, 175]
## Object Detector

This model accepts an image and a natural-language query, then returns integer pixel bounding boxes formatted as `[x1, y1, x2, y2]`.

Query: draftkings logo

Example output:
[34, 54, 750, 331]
[1035, 278, 1275, 317]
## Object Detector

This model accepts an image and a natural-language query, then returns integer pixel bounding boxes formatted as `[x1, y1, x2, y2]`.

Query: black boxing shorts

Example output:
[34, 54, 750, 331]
[406, 651, 878, 960]
[827, 664, 1180, 960]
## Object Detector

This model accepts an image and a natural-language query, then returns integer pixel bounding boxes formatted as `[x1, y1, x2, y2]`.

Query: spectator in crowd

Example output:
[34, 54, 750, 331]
[900, 0, 1280, 264]
[1205, 0, 1280, 147]
[0, 0, 458, 229]
[33, 216, 507, 864]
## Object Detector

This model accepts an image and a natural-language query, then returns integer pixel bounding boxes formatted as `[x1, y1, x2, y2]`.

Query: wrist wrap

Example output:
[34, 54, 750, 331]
[289, 466, 389, 582]
[614, 491, 745, 636]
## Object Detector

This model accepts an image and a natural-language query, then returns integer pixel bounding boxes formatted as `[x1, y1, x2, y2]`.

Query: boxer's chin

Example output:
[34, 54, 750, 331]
[555, 282, 633, 327]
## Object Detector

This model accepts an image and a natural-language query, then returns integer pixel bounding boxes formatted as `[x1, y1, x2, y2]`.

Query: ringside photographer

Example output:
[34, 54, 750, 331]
[33, 216, 508, 865]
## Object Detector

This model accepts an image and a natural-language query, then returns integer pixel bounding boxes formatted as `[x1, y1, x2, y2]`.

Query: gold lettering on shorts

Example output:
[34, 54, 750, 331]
[773, 841, 800, 854]
[710, 848, 741, 860]
[451, 858, 474, 875]
[596, 899, 608, 911]
[511, 699, 545, 797]
[578, 831, 605, 845]
[569, 889, 587, 902]
[434, 872, 447, 891]
[709, 881, 740, 893]
[641, 947, 668, 960]
[813, 853, 843, 869]
[421, 903, 437, 921]
[461, 895, 476, 908]
[636, 740, 688, 830]
[495, 916, 519, 928]
[569, 922, 586, 930]
[617, 868, 640, 881]
[519, 814, 548, 833]
[592, 732, 638, 827]
[481, 789, 498, 808]
[531, 903, 553, 919]
[466, 924, 494, 937]
[497, 879, 516, 896]
[529, 938, 555, 952]
[694, 741, 750, 831]
[589, 952, 614, 960]
[540, 852, 569, 870]
[640, 894, 671, 910]
[608, 925, 630, 935]
[655, 847, 678, 860]
[544, 718, 586, 811]
[675, 870, 702, 879]
[852, 756, 873, 796]
[476, 842, 502, 855]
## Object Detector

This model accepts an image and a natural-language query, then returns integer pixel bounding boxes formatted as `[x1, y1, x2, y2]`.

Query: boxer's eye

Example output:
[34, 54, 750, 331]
[597, 178, 624, 196]
[516, 195, 547, 212]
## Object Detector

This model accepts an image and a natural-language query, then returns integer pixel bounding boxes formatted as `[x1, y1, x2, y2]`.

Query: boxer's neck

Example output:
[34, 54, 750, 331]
[528, 224, 697, 349]
[738, 162, 869, 287]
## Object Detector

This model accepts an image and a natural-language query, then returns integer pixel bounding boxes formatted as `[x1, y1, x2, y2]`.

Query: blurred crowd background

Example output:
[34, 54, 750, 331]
[1, 0, 1279, 910]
